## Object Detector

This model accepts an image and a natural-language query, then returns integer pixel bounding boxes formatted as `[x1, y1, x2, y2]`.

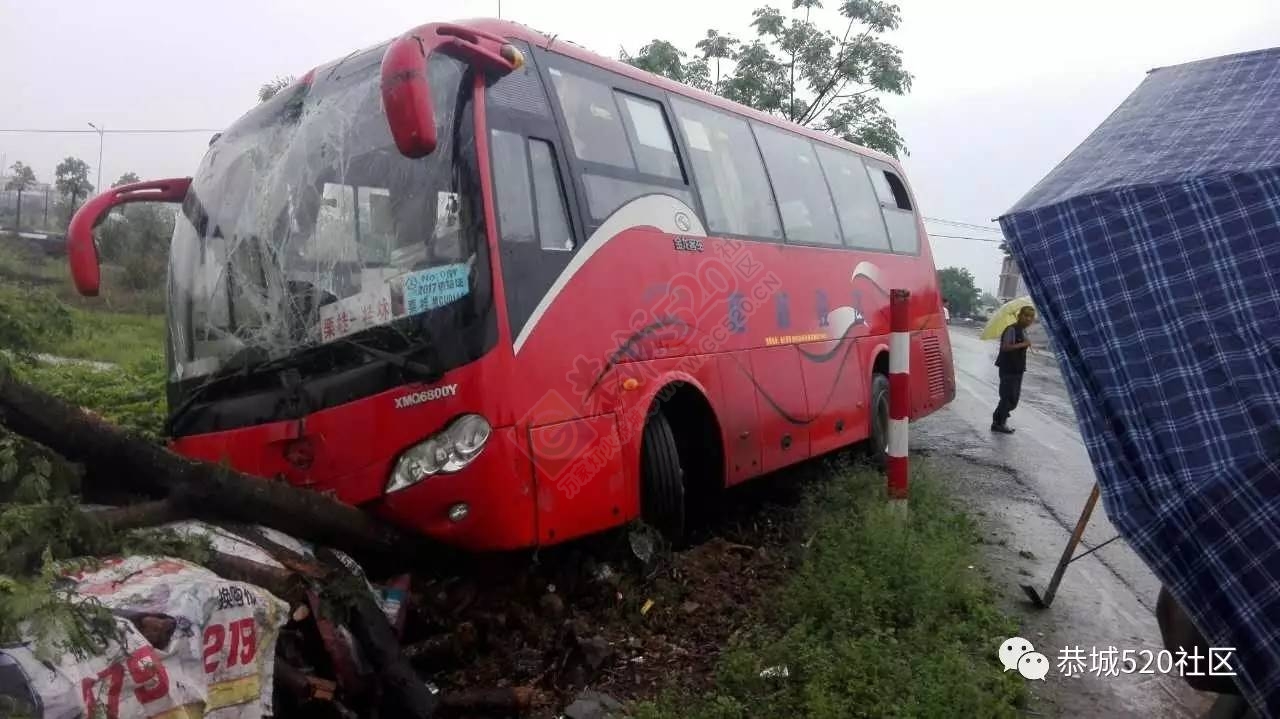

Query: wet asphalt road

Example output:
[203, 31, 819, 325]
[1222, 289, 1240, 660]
[940, 326, 1161, 606]
[914, 326, 1211, 717]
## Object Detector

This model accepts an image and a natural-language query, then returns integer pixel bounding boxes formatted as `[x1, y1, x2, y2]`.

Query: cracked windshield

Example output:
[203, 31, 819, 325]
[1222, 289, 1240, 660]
[167, 48, 484, 382]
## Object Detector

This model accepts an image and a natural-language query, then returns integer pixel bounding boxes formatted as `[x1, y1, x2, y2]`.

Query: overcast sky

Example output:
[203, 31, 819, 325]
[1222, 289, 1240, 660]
[2, 0, 1277, 293]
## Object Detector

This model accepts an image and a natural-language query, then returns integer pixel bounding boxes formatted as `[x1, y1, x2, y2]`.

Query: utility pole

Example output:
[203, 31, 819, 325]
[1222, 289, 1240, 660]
[43, 186, 49, 229]
[88, 122, 104, 193]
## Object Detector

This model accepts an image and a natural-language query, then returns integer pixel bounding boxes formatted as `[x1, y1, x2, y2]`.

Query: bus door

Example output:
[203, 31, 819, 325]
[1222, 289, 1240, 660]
[484, 41, 583, 364]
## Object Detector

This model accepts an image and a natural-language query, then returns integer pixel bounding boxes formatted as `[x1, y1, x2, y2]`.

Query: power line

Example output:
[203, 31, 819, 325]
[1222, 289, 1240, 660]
[0, 128, 220, 135]
[927, 232, 1002, 243]
[923, 215, 1003, 233]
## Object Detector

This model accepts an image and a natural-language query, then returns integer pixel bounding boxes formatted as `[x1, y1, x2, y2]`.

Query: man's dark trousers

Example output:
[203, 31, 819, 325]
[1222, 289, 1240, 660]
[993, 372, 1023, 427]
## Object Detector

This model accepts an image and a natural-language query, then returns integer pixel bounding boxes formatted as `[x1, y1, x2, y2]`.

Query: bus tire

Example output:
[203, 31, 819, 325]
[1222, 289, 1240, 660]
[866, 373, 890, 466]
[641, 410, 685, 543]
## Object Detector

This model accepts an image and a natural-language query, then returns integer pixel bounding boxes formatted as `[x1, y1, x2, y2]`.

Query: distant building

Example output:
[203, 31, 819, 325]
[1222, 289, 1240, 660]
[995, 254, 1054, 354]
[997, 255, 1028, 301]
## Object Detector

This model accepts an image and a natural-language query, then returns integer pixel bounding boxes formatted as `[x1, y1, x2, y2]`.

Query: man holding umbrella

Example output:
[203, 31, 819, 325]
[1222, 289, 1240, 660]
[991, 305, 1036, 434]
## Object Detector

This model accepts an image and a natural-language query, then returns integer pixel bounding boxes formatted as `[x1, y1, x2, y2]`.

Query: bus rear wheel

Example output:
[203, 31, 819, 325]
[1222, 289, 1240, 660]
[866, 373, 890, 466]
[640, 410, 686, 543]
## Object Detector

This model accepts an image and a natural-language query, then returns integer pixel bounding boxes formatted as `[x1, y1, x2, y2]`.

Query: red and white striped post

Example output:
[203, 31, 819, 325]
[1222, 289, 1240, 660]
[887, 289, 911, 508]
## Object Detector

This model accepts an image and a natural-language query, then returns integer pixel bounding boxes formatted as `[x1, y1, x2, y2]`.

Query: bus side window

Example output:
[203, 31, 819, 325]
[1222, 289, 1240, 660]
[490, 130, 574, 253]
[546, 67, 636, 171]
[544, 57, 694, 224]
[490, 129, 537, 245]
[752, 123, 843, 247]
[813, 145, 891, 251]
[528, 139, 574, 251]
[669, 97, 783, 241]
[614, 92, 683, 181]
[867, 162, 920, 254]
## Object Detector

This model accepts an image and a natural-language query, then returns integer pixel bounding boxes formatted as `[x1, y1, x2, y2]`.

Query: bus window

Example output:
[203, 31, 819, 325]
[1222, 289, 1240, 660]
[615, 92, 682, 180]
[529, 139, 574, 251]
[546, 67, 636, 170]
[813, 145, 891, 251]
[582, 174, 693, 222]
[670, 97, 782, 240]
[752, 124, 842, 246]
[868, 162, 920, 253]
[490, 129, 537, 244]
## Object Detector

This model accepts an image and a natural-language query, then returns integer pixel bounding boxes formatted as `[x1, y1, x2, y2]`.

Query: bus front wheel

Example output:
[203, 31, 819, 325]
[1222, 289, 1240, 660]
[640, 410, 686, 543]
[866, 373, 890, 466]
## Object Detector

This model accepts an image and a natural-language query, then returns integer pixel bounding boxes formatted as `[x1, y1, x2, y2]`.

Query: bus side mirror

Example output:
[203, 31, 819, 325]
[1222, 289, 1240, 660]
[66, 177, 192, 296]
[381, 23, 523, 159]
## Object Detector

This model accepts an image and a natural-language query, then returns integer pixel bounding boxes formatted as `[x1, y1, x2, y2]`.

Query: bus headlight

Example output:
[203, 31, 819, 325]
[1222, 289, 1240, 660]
[386, 414, 492, 494]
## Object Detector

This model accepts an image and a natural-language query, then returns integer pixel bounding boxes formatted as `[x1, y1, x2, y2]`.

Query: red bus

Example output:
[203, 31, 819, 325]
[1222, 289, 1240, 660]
[67, 18, 955, 550]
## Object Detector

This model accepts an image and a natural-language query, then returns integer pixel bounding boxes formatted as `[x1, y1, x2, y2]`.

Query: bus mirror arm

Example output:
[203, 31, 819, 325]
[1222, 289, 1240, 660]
[381, 23, 523, 159]
[67, 177, 192, 297]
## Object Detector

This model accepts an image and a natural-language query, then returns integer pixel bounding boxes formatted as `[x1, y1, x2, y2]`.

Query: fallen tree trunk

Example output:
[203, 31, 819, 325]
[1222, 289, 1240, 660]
[0, 367, 438, 560]
[438, 686, 534, 714]
[94, 499, 184, 531]
[205, 551, 307, 605]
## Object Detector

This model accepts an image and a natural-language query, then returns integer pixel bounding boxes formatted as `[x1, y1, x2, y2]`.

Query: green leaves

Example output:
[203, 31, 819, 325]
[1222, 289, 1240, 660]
[623, 40, 713, 92]
[0, 284, 74, 364]
[55, 157, 94, 206]
[18, 353, 166, 441]
[938, 267, 983, 318]
[618, 1, 912, 156]
[5, 162, 37, 192]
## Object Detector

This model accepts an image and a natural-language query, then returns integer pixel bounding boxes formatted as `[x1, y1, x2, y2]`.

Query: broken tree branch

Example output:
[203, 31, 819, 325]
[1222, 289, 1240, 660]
[316, 547, 439, 719]
[0, 367, 440, 561]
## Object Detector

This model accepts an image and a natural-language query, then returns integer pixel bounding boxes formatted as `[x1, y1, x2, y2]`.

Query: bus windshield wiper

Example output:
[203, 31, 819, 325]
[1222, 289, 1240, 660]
[339, 338, 443, 384]
[165, 350, 293, 435]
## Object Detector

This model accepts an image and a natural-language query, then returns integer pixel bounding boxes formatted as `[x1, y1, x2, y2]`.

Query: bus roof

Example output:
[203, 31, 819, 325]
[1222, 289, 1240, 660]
[448, 17, 903, 171]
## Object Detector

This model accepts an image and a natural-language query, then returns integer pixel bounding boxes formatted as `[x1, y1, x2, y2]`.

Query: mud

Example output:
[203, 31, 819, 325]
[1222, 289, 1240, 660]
[403, 465, 825, 718]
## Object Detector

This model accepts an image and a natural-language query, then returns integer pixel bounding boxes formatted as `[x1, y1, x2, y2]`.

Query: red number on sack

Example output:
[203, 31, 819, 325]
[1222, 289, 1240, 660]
[203, 623, 226, 673]
[81, 662, 124, 719]
[236, 618, 257, 665]
[81, 646, 170, 719]
[127, 646, 170, 704]
[204, 618, 257, 673]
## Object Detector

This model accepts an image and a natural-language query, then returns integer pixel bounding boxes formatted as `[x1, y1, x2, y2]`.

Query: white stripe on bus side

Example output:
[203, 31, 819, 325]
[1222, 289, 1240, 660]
[512, 194, 706, 355]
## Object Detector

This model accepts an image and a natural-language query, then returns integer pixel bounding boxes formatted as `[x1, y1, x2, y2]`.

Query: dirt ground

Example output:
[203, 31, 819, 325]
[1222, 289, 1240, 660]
[404, 467, 821, 718]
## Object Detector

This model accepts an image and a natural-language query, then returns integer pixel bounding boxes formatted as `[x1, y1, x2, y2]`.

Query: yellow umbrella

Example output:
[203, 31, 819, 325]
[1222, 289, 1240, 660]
[981, 296, 1035, 340]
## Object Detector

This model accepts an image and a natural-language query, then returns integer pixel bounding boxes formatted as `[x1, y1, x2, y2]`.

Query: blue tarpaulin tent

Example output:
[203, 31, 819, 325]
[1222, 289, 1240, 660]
[999, 47, 1280, 714]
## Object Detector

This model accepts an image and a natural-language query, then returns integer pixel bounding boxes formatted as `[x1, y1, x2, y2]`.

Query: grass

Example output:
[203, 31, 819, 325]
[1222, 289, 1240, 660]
[633, 462, 1026, 719]
[43, 308, 165, 367]
[16, 353, 166, 440]
[0, 240, 168, 438]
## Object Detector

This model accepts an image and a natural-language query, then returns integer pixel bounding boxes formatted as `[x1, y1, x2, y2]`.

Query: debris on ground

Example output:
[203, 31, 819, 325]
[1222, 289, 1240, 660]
[561, 689, 625, 719]
[759, 665, 791, 679]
